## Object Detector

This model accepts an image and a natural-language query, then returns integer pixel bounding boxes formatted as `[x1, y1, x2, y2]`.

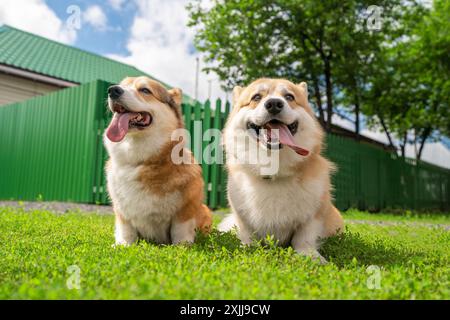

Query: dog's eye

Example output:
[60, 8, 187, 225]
[251, 94, 262, 102]
[139, 88, 152, 95]
[285, 94, 295, 101]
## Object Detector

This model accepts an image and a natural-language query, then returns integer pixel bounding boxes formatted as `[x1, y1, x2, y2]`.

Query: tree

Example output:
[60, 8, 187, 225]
[362, 0, 450, 159]
[333, 3, 409, 136]
[412, 0, 450, 155]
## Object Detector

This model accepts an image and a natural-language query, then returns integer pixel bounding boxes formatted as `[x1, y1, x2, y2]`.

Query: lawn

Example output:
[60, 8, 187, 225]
[0, 206, 448, 299]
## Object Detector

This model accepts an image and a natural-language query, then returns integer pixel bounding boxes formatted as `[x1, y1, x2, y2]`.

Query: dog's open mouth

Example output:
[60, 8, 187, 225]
[246, 119, 309, 156]
[105, 103, 152, 142]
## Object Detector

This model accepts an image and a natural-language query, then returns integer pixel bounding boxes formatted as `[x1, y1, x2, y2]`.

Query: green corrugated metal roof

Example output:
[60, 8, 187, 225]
[0, 25, 193, 102]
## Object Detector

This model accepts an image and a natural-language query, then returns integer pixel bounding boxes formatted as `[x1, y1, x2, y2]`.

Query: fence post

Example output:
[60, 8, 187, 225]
[209, 99, 222, 208]
[219, 101, 230, 208]
[192, 101, 203, 163]
[202, 100, 212, 202]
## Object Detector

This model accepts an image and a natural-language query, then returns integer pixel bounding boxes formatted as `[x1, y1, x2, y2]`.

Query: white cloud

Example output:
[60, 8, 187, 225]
[83, 5, 108, 31]
[107, 0, 227, 102]
[0, 0, 76, 44]
[109, 0, 127, 11]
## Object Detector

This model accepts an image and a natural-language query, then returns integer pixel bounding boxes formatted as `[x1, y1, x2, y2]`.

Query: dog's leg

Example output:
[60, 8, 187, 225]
[236, 217, 254, 245]
[115, 213, 137, 246]
[291, 218, 327, 264]
[218, 212, 253, 244]
[171, 218, 196, 244]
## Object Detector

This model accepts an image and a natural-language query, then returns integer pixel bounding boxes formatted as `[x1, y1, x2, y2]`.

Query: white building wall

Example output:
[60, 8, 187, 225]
[0, 72, 60, 106]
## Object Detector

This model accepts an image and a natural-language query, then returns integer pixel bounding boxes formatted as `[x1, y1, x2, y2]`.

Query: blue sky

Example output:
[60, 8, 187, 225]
[46, 0, 132, 56]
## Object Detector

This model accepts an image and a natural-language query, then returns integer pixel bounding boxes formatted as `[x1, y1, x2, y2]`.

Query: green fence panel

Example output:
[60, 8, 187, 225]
[93, 86, 113, 205]
[182, 103, 192, 140]
[201, 100, 212, 201]
[219, 101, 230, 208]
[192, 101, 203, 163]
[208, 99, 222, 208]
[323, 132, 450, 211]
[0, 80, 109, 203]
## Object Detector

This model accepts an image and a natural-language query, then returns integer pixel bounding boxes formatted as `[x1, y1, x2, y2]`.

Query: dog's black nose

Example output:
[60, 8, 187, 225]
[108, 86, 124, 100]
[264, 98, 284, 115]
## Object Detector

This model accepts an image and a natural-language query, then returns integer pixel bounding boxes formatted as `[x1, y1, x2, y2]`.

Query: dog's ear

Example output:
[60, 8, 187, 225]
[168, 88, 183, 106]
[297, 82, 308, 100]
[232, 86, 243, 106]
[297, 81, 314, 114]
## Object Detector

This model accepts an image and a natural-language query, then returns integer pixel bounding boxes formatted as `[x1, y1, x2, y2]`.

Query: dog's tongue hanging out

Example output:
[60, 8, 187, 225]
[106, 113, 133, 142]
[266, 122, 309, 156]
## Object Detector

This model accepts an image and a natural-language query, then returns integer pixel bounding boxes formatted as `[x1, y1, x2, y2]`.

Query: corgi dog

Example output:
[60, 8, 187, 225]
[219, 78, 343, 262]
[104, 76, 212, 246]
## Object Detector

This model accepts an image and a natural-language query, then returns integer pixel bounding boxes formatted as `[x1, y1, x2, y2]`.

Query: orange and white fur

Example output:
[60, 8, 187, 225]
[219, 78, 343, 262]
[104, 76, 211, 246]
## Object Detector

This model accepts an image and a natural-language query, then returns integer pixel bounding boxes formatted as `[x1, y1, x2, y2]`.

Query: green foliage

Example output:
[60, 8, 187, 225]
[0, 207, 448, 299]
[362, 0, 450, 156]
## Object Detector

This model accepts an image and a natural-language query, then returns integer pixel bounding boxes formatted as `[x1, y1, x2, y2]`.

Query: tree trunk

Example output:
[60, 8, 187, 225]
[417, 127, 431, 160]
[378, 115, 396, 150]
[355, 103, 360, 136]
[413, 129, 418, 158]
[313, 81, 325, 128]
[324, 58, 333, 132]
[354, 92, 360, 139]
[400, 131, 407, 158]
[352, 77, 360, 138]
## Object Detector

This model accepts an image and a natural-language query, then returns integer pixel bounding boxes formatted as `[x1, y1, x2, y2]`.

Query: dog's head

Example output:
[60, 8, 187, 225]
[105, 76, 183, 143]
[224, 78, 323, 175]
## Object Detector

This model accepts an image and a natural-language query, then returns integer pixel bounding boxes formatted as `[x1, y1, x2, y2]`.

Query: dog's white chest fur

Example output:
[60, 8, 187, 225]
[107, 162, 182, 243]
[228, 170, 324, 245]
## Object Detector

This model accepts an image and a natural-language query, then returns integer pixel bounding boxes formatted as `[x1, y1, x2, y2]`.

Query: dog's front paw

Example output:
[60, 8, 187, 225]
[172, 239, 195, 246]
[295, 248, 328, 264]
[112, 241, 133, 248]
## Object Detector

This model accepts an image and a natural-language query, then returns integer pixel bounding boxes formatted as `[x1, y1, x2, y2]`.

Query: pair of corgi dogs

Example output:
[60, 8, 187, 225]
[104, 76, 343, 263]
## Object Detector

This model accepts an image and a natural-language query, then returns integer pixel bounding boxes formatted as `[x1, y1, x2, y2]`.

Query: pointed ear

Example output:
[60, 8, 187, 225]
[298, 82, 308, 100]
[168, 88, 183, 106]
[232, 86, 243, 105]
[297, 81, 313, 113]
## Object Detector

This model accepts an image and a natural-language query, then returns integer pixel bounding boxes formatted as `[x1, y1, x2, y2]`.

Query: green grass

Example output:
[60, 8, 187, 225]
[0, 207, 448, 299]
[343, 208, 450, 224]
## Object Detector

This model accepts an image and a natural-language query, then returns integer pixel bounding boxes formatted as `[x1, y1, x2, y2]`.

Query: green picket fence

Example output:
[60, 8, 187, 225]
[181, 100, 231, 208]
[0, 80, 449, 211]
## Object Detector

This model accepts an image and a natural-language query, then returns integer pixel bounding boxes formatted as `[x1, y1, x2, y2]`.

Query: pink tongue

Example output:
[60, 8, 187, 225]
[266, 123, 309, 156]
[106, 113, 132, 142]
